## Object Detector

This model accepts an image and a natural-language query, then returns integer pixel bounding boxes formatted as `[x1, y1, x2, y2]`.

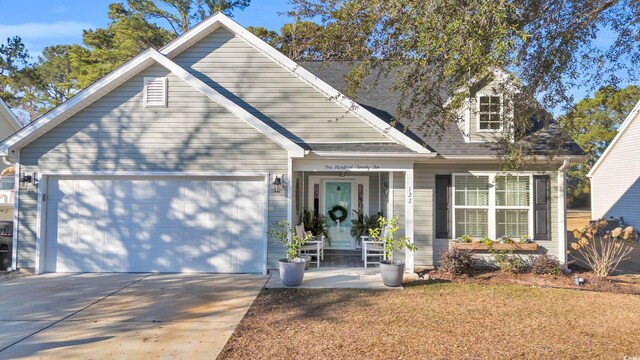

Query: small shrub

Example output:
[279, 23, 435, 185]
[458, 234, 472, 243]
[481, 237, 493, 246]
[529, 254, 563, 275]
[571, 219, 638, 278]
[439, 248, 475, 275]
[492, 250, 528, 273]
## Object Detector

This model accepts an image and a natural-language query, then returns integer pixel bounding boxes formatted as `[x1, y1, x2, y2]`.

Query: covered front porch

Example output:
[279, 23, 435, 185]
[288, 158, 415, 272]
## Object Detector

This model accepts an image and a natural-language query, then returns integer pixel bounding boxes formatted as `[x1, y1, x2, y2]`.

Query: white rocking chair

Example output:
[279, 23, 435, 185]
[296, 224, 324, 268]
[361, 226, 387, 268]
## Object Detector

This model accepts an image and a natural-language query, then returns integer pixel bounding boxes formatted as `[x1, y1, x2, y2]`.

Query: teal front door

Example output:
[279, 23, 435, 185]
[324, 181, 354, 249]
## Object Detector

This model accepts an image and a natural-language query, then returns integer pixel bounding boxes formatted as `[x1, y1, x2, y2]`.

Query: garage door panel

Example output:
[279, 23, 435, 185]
[46, 177, 266, 273]
[211, 181, 236, 202]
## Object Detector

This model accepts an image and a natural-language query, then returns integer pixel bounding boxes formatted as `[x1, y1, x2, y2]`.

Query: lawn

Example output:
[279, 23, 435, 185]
[220, 282, 640, 359]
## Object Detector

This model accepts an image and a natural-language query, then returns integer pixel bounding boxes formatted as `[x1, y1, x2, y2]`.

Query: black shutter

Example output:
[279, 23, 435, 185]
[435, 175, 452, 239]
[533, 176, 551, 240]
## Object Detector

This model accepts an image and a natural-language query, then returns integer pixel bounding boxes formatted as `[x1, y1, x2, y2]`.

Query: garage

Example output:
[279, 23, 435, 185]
[43, 176, 267, 273]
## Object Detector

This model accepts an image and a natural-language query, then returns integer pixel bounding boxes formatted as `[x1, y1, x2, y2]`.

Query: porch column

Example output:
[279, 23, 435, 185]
[405, 168, 414, 273]
[558, 160, 569, 263]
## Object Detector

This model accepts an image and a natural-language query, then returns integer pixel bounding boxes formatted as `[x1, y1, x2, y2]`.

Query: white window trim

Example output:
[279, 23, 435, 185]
[143, 77, 168, 108]
[475, 94, 503, 133]
[452, 172, 534, 240]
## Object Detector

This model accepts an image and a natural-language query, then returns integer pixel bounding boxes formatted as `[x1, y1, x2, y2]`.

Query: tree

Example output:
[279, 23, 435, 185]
[559, 85, 640, 208]
[0, 36, 30, 107]
[249, 21, 325, 60]
[10, 45, 78, 118]
[69, 3, 176, 88]
[287, 0, 640, 167]
[128, 0, 251, 35]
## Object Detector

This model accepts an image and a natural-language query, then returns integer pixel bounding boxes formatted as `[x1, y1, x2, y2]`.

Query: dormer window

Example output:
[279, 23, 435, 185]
[478, 95, 501, 131]
[143, 77, 167, 107]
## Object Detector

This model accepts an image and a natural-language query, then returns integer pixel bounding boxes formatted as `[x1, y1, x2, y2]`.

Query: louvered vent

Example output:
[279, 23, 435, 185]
[143, 77, 167, 107]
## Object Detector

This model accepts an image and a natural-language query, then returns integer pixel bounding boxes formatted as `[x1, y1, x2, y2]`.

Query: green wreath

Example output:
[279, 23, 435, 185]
[328, 204, 348, 223]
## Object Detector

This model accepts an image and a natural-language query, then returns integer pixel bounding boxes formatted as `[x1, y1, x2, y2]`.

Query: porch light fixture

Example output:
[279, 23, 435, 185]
[272, 174, 283, 193]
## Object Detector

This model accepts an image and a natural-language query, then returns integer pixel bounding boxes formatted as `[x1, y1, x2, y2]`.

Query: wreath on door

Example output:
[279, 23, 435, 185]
[328, 204, 348, 223]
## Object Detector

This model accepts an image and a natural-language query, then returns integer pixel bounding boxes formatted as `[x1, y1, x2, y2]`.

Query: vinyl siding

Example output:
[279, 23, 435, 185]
[413, 163, 561, 266]
[0, 114, 18, 141]
[173, 28, 392, 144]
[591, 113, 640, 229]
[17, 64, 289, 269]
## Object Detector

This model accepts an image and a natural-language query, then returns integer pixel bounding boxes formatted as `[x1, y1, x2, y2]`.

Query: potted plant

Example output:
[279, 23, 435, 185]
[351, 210, 382, 247]
[267, 220, 313, 286]
[368, 215, 416, 287]
[299, 208, 330, 246]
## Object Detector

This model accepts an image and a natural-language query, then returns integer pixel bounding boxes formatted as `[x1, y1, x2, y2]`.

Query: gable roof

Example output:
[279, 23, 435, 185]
[587, 99, 640, 177]
[0, 98, 22, 131]
[0, 49, 305, 158]
[160, 13, 431, 154]
[300, 61, 585, 157]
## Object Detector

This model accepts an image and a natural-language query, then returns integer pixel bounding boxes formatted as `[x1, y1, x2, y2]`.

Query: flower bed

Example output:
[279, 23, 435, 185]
[452, 241, 538, 251]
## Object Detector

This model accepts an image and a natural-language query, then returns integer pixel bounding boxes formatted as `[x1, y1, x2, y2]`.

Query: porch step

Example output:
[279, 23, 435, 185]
[322, 249, 367, 267]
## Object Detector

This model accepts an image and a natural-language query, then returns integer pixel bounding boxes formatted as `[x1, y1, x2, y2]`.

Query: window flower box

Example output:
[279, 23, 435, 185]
[452, 241, 538, 251]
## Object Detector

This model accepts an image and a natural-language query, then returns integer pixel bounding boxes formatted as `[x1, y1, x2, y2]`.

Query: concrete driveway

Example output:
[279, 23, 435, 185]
[0, 273, 268, 359]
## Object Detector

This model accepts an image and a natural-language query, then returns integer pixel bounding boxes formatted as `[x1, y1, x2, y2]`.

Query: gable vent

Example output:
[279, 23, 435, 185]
[143, 77, 167, 107]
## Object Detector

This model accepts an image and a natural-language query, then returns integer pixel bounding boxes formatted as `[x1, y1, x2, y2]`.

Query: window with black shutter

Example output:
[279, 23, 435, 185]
[435, 175, 452, 239]
[533, 175, 551, 240]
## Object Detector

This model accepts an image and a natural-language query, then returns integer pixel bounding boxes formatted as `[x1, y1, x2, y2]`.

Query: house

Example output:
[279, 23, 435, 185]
[0, 13, 584, 275]
[588, 100, 640, 229]
[0, 98, 22, 269]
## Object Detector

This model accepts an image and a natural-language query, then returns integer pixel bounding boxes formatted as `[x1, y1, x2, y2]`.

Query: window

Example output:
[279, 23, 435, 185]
[495, 175, 530, 238]
[453, 174, 532, 239]
[478, 95, 501, 130]
[143, 77, 167, 107]
[454, 175, 489, 238]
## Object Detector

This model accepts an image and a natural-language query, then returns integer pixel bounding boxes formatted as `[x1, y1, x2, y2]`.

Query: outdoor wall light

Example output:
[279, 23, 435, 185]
[19, 173, 32, 184]
[272, 174, 284, 193]
[19, 172, 38, 189]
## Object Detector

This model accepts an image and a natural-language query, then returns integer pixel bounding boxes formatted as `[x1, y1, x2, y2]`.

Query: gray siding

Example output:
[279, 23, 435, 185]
[591, 112, 640, 229]
[17, 64, 289, 269]
[413, 163, 561, 266]
[0, 114, 18, 142]
[173, 28, 392, 144]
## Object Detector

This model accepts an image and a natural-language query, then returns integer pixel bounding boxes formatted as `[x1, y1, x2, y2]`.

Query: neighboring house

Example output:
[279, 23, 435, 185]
[0, 13, 584, 274]
[588, 100, 640, 229]
[0, 98, 22, 216]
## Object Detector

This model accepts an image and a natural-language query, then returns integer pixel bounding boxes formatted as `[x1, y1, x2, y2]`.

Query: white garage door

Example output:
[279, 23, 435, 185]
[44, 176, 266, 273]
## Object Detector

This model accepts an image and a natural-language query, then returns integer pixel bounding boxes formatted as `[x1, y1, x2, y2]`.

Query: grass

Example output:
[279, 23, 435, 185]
[220, 282, 640, 359]
[567, 210, 591, 231]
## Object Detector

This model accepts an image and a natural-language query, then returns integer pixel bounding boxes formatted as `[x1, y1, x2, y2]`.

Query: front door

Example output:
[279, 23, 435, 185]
[323, 181, 354, 249]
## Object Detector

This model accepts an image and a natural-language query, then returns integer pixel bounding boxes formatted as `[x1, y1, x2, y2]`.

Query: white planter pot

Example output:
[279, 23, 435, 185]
[379, 260, 405, 287]
[278, 258, 306, 286]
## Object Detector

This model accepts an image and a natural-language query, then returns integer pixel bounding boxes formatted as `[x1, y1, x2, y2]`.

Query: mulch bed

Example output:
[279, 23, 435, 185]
[419, 268, 640, 295]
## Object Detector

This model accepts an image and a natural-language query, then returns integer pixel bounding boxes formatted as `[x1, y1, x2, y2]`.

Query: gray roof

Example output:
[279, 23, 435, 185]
[306, 142, 415, 153]
[299, 61, 584, 156]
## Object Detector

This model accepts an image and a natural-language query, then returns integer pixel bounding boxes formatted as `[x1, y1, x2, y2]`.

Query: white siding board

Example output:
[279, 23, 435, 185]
[591, 113, 640, 229]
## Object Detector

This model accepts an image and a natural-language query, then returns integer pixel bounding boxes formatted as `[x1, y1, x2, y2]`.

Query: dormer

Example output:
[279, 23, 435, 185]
[460, 71, 514, 143]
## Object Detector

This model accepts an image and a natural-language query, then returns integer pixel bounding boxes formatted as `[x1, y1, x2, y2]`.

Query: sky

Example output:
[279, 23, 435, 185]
[0, 0, 294, 56]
